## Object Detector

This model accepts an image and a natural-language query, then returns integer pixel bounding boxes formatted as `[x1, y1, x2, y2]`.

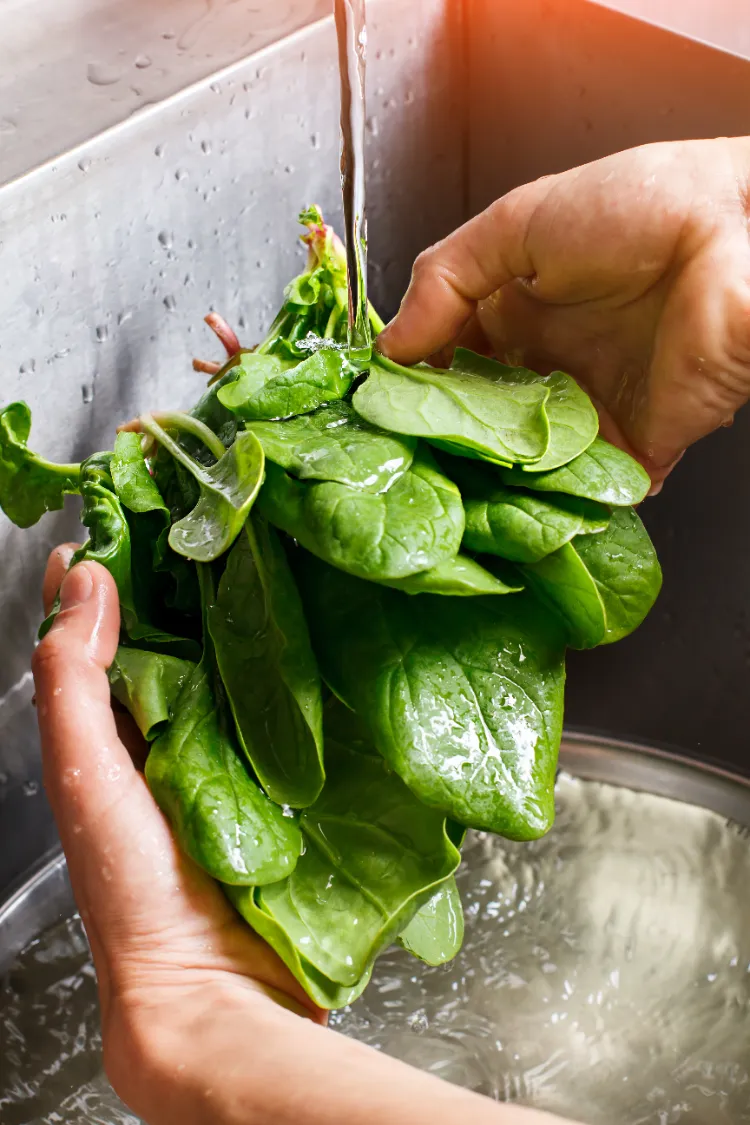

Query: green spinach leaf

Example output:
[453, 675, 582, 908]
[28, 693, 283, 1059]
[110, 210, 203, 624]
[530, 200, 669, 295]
[298, 555, 567, 840]
[109, 647, 195, 741]
[0, 402, 80, 528]
[521, 506, 662, 649]
[464, 486, 610, 564]
[380, 553, 523, 596]
[450, 349, 598, 472]
[500, 437, 650, 506]
[217, 349, 355, 421]
[229, 700, 460, 1002]
[246, 400, 416, 494]
[207, 517, 325, 808]
[353, 353, 551, 465]
[398, 876, 464, 966]
[257, 448, 464, 581]
[143, 416, 265, 562]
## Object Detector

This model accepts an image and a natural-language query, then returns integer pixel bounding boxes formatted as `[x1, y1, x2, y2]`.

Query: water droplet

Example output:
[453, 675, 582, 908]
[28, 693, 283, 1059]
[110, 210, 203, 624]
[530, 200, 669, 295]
[310, 132, 321, 149]
[87, 62, 123, 87]
[158, 230, 173, 249]
[134, 53, 152, 69]
[0, 117, 17, 136]
[210, 82, 221, 94]
[22, 779, 39, 797]
[154, 143, 165, 157]
[19, 359, 36, 375]
[117, 309, 133, 326]
[408, 1011, 429, 1034]
[366, 116, 379, 136]
[201, 140, 212, 155]
[162, 29, 176, 39]
[81, 382, 95, 404]
[95, 324, 108, 342]
[175, 168, 188, 181]
[284, 164, 294, 174]
[163, 295, 177, 312]
[77, 158, 91, 173]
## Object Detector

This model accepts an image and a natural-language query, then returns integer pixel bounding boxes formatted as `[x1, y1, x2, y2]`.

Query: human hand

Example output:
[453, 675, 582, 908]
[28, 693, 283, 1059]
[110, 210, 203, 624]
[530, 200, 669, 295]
[378, 138, 750, 488]
[33, 546, 572, 1125]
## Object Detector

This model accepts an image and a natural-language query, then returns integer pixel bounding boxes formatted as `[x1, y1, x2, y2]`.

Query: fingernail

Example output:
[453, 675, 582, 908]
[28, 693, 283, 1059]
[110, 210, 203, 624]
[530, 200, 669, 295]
[59, 564, 94, 611]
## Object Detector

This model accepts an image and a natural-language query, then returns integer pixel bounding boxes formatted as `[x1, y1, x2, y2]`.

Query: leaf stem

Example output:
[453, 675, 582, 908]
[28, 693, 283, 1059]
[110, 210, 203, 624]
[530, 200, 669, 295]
[142, 412, 226, 466]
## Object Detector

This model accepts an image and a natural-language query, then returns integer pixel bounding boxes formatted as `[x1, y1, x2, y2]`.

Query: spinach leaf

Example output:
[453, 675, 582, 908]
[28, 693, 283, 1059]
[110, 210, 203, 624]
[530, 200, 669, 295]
[229, 700, 460, 1002]
[398, 876, 464, 966]
[380, 553, 523, 596]
[353, 353, 551, 465]
[146, 567, 303, 886]
[450, 349, 598, 472]
[257, 448, 464, 581]
[500, 437, 650, 506]
[217, 349, 355, 421]
[246, 400, 416, 494]
[207, 517, 325, 808]
[521, 506, 662, 649]
[0, 402, 80, 528]
[464, 486, 610, 564]
[109, 647, 195, 741]
[111, 431, 165, 513]
[143, 416, 265, 562]
[298, 555, 567, 840]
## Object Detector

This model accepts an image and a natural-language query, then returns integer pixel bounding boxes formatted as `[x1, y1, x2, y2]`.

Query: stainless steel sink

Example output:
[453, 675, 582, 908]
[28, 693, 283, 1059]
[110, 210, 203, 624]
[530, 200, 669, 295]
[2, 0, 750, 904]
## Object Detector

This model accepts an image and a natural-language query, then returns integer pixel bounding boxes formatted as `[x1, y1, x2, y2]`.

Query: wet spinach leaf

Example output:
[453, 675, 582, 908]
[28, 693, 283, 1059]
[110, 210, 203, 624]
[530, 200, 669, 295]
[143, 417, 265, 562]
[207, 517, 325, 808]
[380, 553, 522, 596]
[257, 448, 464, 581]
[463, 485, 610, 564]
[229, 700, 460, 1004]
[521, 506, 662, 649]
[145, 568, 303, 886]
[500, 437, 650, 506]
[109, 647, 195, 741]
[0, 402, 80, 528]
[246, 400, 416, 494]
[450, 349, 598, 472]
[353, 354, 551, 465]
[398, 876, 464, 966]
[217, 349, 355, 421]
[298, 555, 567, 840]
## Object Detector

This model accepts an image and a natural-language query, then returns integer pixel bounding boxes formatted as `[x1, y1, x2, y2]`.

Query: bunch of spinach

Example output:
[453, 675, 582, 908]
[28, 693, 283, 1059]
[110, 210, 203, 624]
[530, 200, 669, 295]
[0, 206, 661, 1008]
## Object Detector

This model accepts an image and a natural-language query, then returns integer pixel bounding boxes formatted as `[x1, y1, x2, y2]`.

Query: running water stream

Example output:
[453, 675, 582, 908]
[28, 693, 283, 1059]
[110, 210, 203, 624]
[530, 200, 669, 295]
[333, 0, 371, 362]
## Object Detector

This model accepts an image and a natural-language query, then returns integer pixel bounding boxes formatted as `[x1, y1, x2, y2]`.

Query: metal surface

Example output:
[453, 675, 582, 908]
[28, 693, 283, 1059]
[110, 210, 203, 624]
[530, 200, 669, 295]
[3, 734, 750, 978]
[0, 0, 464, 897]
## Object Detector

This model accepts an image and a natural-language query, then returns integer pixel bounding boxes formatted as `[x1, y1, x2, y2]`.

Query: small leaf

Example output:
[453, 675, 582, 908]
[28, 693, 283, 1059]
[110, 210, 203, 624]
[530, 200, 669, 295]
[257, 448, 464, 581]
[500, 437, 650, 506]
[218, 349, 355, 421]
[0, 402, 80, 528]
[399, 876, 464, 966]
[111, 431, 166, 514]
[247, 400, 416, 494]
[353, 353, 551, 465]
[109, 647, 195, 741]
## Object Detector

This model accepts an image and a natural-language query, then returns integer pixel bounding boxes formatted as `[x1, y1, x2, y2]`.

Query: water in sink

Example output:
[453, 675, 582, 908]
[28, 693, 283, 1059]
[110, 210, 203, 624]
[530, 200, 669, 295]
[2, 773, 750, 1125]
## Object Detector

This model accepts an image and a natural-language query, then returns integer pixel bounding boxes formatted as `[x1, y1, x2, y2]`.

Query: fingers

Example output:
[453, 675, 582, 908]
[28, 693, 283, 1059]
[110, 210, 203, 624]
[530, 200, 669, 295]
[378, 179, 551, 364]
[42, 542, 79, 615]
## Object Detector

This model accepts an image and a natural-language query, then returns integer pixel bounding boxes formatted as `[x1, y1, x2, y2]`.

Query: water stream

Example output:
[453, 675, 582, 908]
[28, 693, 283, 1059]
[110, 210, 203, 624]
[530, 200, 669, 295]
[333, 0, 371, 362]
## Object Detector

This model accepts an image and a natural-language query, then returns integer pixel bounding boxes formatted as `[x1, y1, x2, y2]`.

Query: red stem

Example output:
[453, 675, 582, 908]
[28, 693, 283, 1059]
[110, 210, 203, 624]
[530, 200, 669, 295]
[193, 358, 222, 375]
[204, 312, 241, 357]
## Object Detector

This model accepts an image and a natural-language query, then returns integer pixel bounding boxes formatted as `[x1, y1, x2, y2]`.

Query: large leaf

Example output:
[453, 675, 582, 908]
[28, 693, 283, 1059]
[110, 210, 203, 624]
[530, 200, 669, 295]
[145, 566, 303, 888]
[0, 402, 80, 528]
[500, 437, 650, 506]
[257, 448, 464, 581]
[398, 876, 464, 966]
[352, 353, 551, 465]
[217, 349, 355, 421]
[380, 553, 522, 596]
[246, 400, 416, 494]
[298, 555, 567, 840]
[109, 647, 195, 741]
[207, 518, 325, 808]
[229, 701, 460, 1005]
[144, 417, 265, 562]
[521, 506, 662, 649]
[450, 349, 598, 472]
